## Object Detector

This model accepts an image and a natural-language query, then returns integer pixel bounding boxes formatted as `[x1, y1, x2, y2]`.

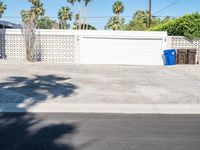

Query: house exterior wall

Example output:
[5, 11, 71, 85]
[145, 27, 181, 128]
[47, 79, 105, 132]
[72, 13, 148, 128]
[0, 29, 167, 65]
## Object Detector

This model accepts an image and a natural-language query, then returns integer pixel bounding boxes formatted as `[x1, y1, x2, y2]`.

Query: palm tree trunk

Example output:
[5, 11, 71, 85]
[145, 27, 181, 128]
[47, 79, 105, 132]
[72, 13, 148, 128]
[86, 0, 92, 30]
[83, 6, 86, 30]
[117, 13, 120, 19]
[78, 1, 81, 30]
[117, 13, 120, 31]
[72, 5, 75, 30]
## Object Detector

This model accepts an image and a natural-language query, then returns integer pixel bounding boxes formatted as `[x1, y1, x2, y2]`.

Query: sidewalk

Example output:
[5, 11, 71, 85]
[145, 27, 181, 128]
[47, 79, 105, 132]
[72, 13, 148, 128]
[1, 103, 200, 114]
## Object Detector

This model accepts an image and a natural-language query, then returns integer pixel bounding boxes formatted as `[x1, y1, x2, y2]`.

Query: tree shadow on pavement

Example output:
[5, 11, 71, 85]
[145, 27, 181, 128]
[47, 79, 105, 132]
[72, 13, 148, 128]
[0, 75, 80, 150]
[0, 113, 77, 150]
[0, 75, 78, 106]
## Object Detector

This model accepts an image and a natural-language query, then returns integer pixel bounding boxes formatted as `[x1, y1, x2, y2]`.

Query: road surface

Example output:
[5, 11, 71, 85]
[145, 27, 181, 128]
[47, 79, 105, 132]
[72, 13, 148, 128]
[0, 113, 200, 150]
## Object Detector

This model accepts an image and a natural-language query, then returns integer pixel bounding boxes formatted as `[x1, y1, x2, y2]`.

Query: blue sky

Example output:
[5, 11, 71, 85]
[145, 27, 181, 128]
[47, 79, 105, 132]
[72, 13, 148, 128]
[2, 0, 200, 29]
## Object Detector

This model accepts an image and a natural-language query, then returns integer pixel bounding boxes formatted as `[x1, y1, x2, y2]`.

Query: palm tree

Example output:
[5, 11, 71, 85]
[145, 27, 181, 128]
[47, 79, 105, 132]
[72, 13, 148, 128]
[83, 0, 90, 30]
[112, 0, 124, 18]
[67, 0, 82, 29]
[28, 0, 39, 5]
[21, 0, 45, 62]
[83, 0, 93, 30]
[67, 0, 76, 5]
[0, 1, 6, 18]
[31, 1, 45, 18]
[28, 0, 45, 17]
[74, 13, 80, 29]
[77, 0, 83, 29]
[21, 10, 32, 24]
[86, 0, 93, 30]
[22, 0, 45, 25]
[58, 6, 73, 29]
[105, 16, 125, 31]
[67, 0, 76, 27]
[105, 0, 125, 31]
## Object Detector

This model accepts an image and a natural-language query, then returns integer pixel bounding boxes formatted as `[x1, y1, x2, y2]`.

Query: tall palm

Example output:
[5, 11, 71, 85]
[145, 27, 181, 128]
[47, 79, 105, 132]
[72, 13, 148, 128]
[83, 0, 90, 30]
[58, 6, 73, 29]
[0, 1, 6, 18]
[28, 0, 39, 5]
[77, 0, 82, 29]
[83, 0, 93, 30]
[21, 0, 44, 27]
[74, 13, 80, 29]
[67, 0, 76, 27]
[67, 0, 76, 5]
[86, 0, 93, 30]
[67, 0, 82, 29]
[31, 1, 45, 17]
[28, 0, 45, 17]
[112, 0, 124, 17]
[21, 0, 45, 62]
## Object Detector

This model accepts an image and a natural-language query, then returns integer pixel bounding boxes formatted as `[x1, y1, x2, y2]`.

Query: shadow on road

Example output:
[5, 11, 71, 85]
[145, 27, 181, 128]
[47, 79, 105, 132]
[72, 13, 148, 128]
[0, 75, 80, 150]
[0, 113, 77, 150]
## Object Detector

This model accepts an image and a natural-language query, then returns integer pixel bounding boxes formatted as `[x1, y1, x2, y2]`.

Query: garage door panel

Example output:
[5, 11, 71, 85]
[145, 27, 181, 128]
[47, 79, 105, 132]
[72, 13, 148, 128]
[82, 37, 163, 65]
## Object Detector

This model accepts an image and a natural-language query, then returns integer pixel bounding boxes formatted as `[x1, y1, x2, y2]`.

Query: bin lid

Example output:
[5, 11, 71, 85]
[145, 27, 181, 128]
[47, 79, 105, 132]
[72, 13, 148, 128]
[164, 49, 176, 52]
[188, 49, 197, 53]
[164, 49, 176, 54]
[177, 49, 187, 52]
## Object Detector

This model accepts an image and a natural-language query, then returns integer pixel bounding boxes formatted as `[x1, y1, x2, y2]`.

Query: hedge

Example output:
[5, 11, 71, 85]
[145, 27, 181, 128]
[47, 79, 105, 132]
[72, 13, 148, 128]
[149, 13, 200, 39]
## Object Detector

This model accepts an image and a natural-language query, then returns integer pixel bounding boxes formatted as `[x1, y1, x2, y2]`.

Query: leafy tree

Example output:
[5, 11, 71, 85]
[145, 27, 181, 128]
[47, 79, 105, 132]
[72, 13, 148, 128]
[58, 6, 73, 29]
[105, 16, 125, 30]
[125, 10, 149, 31]
[37, 16, 55, 29]
[161, 16, 174, 24]
[124, 10, 173, 31]
[150, 13, 200, 39]
[0, 1, 6, 18]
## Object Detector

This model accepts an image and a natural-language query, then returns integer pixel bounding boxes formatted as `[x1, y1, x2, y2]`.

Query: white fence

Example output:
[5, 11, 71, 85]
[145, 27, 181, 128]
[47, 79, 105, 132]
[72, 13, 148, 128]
[0, 29, 169, 65]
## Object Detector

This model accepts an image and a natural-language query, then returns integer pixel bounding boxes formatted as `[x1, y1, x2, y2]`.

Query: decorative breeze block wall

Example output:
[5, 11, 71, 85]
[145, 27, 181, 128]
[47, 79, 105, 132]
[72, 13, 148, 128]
[0, 33, 26, 61]
[0, 30, 77, 63]
[35, 34, 76, 63]
[0, 33, 6, 59]
[168, 36, 200, 64]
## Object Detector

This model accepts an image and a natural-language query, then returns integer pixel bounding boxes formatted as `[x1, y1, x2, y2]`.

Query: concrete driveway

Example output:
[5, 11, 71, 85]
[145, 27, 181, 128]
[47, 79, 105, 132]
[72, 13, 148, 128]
[0, 61, 200, 104]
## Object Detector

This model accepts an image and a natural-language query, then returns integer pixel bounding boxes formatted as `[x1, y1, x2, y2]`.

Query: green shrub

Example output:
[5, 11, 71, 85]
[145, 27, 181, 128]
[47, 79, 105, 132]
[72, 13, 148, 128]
[150, 13, 200, 39]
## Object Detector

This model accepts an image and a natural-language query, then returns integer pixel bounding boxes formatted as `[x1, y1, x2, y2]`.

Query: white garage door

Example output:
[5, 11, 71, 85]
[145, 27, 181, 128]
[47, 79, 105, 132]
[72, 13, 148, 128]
[82, 37, 164, 65]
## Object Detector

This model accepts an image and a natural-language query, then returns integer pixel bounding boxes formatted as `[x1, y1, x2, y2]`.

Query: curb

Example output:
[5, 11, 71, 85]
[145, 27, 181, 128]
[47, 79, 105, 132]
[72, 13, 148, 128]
[1, 103, 200, 114]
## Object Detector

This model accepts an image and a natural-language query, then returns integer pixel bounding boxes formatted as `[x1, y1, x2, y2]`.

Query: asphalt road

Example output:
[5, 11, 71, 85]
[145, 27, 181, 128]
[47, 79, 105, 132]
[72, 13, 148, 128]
[0, 113, 200, 150]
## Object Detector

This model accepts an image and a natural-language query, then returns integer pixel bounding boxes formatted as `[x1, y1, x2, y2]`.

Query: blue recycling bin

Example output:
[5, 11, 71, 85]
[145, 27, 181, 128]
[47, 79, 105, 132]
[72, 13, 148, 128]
[163, 49, 176, 65]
